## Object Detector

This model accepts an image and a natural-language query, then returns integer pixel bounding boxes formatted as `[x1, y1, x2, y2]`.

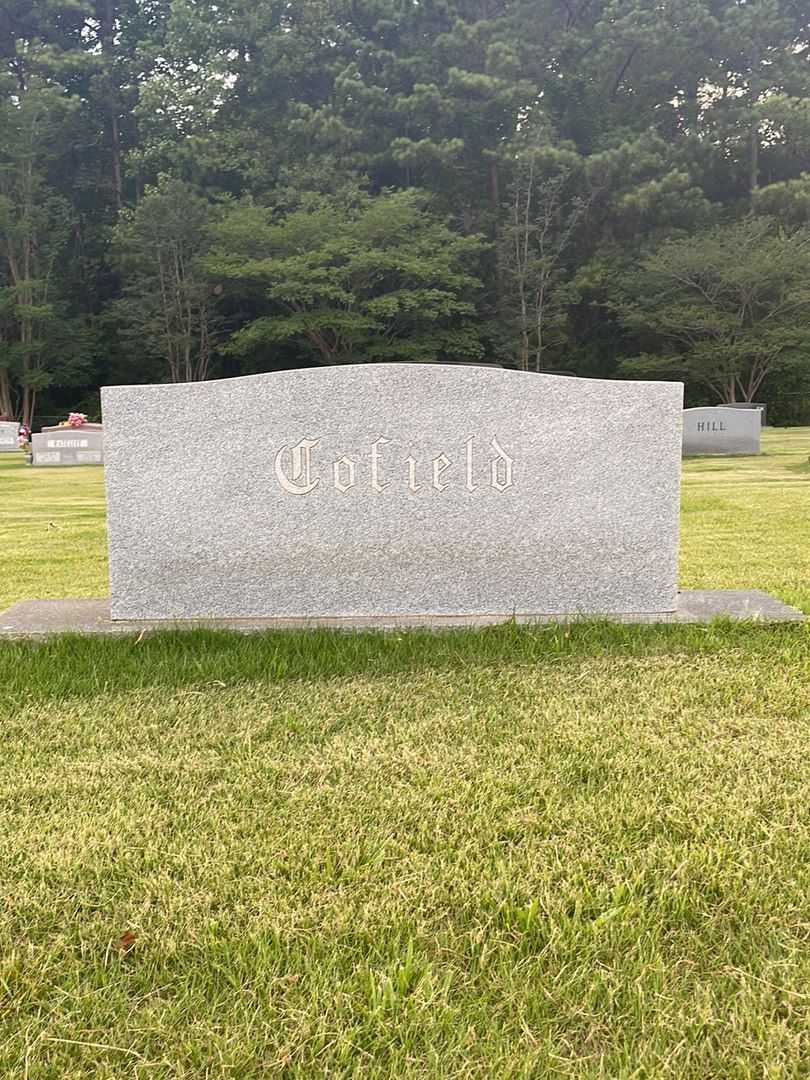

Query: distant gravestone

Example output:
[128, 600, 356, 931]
[682, 406, 761, 456]
[41, 422, 103, 434]
[723, 402, 768, 426]
[0, 421, 19, 452]
[102, 366, 683, 621]
[31, 427, 104, 466]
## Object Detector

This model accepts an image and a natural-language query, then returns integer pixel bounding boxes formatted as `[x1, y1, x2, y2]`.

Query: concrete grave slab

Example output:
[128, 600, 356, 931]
[0, 591, 804, 638]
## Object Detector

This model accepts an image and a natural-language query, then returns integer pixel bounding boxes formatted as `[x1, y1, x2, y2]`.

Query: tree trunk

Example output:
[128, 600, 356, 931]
[101, 0, 123, 209]
[683, 75, 700, 134]
[534, 274, 548, 373]
[19, 207, 35, 429]
[0, 367, 14, 419]
[748, 35, 762, 204]
[110, 107, 123, 210]
[748, 121, 759, 199]
[22, 385, 34, 430]
[490, 158, 505, 320]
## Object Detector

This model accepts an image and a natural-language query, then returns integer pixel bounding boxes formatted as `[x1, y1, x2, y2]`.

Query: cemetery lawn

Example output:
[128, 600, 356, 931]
[0, 429, 809, 1077]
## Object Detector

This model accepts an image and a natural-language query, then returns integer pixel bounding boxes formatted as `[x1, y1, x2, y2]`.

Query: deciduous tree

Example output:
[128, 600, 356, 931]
[208, 188, 487, 366]
[112, 177, 221, 382]
[612, 217, 810, 403]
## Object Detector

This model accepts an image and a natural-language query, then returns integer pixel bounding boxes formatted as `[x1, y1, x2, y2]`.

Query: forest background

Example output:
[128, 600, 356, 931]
[2, 0, 810, 428]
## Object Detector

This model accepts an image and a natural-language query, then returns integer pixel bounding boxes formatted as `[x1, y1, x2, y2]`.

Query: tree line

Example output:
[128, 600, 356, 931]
[2, 0, 810, 427]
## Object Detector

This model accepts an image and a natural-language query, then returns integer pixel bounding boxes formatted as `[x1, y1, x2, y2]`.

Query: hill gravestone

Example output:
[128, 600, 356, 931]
[101, 365, 683, 621]
[31, 427, 104, 466]
[682, 406, 761, 456]
[0, 421, 18, 452]
[724, 402, 768, 426]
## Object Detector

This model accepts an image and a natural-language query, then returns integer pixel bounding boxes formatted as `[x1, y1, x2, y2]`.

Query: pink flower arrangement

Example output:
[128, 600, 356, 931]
[66, 412, 88, 427]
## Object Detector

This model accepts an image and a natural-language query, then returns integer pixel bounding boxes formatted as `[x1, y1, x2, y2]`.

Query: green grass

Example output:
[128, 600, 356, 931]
[1, 431, 809, 1077]
[0, 451, 108, 609]
[679, 427, 810, 613]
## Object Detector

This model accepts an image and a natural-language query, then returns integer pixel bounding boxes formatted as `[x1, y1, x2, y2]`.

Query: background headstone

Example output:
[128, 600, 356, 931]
[682, 406, 761, 455]
[102, 366, 683, 621]
[41, 422, 103, 433]
[0, 421, 19, 452]
[31, 427, 104, 466]
[723, 402, 768, 426]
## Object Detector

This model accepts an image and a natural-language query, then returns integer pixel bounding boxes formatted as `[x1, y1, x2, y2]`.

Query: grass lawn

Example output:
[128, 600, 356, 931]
[0, 430, 809, 1077]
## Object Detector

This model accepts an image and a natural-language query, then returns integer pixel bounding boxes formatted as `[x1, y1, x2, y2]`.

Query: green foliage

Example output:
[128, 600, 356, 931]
[0, 82, 89, 424]
[208, 188, 486, 365]
[3, 0, 810, 417]
[111, 177, 222, 382]
[611, 218, 810, 403]
[754, 173, 810, 226]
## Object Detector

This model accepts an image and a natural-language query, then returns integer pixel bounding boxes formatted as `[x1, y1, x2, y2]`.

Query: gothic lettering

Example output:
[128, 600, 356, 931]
[405, 454, 420, 492]
[271, 435, 516, 495]
[370, 436, 390, 493]
[332, 455, 356, 493]
[274, 438, 320, 495]
[432, 453, 452, 491]
[465, 436, 476, 492]
[490, 437, 514, 491]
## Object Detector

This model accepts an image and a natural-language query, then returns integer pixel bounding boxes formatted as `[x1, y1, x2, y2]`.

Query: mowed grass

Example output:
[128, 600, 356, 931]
[680, 426, 810, 613]
[0, 451, 108, 609]
[0, 430, 809, 1077]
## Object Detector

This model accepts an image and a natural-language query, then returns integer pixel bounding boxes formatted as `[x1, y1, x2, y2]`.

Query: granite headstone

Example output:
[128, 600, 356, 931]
[682, 406, 761, 456]
[0, 421, 19, 452]
[723, 402, 768, 426]
[41, 421, 103, 433]
[31, 427, 104, 466]
[102, 366, 683, 621]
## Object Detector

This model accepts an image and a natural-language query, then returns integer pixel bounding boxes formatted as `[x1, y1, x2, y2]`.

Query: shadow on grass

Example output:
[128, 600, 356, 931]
[1, 618, 808, 703]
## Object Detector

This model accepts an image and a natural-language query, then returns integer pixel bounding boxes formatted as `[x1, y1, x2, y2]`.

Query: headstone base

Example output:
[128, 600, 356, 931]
[0, 591, 804, 638]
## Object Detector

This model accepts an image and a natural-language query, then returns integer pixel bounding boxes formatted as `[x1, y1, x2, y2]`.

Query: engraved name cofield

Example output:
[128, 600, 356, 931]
[273, 435, 515, 495]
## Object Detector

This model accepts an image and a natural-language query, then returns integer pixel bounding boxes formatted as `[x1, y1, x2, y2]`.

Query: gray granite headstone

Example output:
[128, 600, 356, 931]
[31, 427, 104, 466]
[102, 366, 683, 621]
[682, 406, 761, 456]
[41, 421, 103, 433]
[0, 421, 19, 452]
